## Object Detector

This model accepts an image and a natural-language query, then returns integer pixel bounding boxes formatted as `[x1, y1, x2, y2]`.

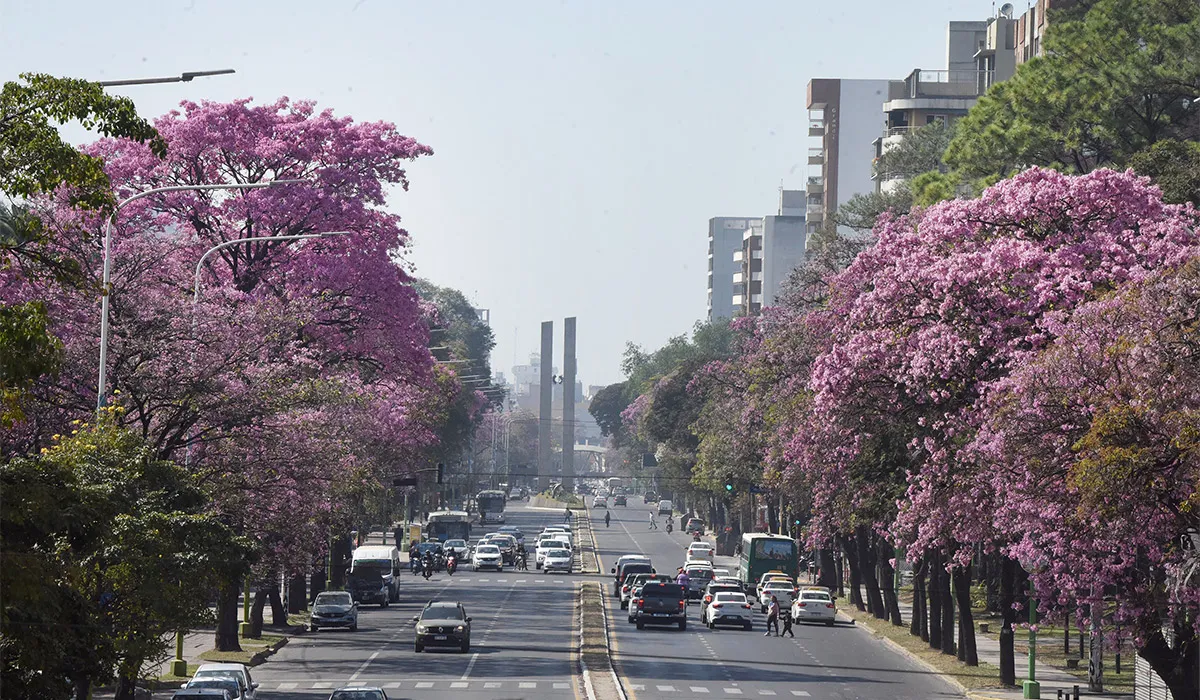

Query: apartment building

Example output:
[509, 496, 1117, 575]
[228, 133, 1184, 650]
[733, 191, 807, 316]
[1015, 0, 1078, 65]
[874, 15, 1017, 193]
[805, 78, 892, 238]
[708, 216, 761, 321]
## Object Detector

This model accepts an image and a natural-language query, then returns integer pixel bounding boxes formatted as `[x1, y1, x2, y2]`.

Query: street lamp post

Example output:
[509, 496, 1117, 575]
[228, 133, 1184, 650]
[1018, 557, 1041, 699]
[96, 69, 235, 87]
[96, 180, 303, 412]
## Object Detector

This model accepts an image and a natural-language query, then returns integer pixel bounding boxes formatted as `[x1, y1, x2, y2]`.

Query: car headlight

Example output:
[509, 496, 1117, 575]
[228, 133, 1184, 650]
[455, 625, 465, 632]
[416, 624, 428, 633]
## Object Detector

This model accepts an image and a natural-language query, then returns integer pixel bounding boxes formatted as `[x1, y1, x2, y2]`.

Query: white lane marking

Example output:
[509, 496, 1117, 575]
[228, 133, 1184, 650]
[724, 689, 744, 695]
[313, 682, 331, 688]
[536, 579, 546, 583]
[347, 650, 380, 681]
[790, 692, 811, 697]
[759, 691, 777, 696]
[276, 682, 297, 690]
[484, 681, 502, 688]
[478, 578, 490, 582]
[554, 682, 571, 689]
[631, 684, 646, 691]
[520, 681, 537, 688]
[517, 579, 528, 583]
[460, 652, 479, 680]
[450, 681, 469, 688]
[657, 685, 677, 692]
[384, 682, 400, 688]
[415, 681, 433, 688]
[690, 687, 710, 693]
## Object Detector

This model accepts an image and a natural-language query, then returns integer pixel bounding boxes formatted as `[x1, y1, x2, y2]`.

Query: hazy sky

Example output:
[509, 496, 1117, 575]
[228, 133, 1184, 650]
[2, 0, 996, 387]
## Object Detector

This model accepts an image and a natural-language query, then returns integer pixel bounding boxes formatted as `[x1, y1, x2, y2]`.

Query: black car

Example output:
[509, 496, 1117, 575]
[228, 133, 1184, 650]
[613, 494, 627, 506]
[413, 601, 472, 653]
[642, 492, 658, 504]
[635, 582, 688, 630]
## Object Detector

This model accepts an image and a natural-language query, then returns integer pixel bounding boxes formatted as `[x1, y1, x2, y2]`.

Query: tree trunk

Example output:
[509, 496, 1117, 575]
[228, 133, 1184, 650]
[1140, 619, 1199, 700]
[269, 583, 287, 626]
[857, 525, 884, 619]
[72, 673, 91, 700]
[953, 564, 978, 665]
[818, 548, 838, 590]
[939, 557, 955, 656]
[248, 586, 267, 638]
[998, 555, 1016, 686]
[288, 572, 307, 614]
[877, 535, 902, 626]
[840, 535, 865, 611]
[310, 563, 327, 603]
[984, 551, 1001, 613]
[114, 672, 138, 700]
[214, 578, 243, 652]
[928, 553, 942, 651]
[331, 535, 352, 589]
[910, 558, 926, 640]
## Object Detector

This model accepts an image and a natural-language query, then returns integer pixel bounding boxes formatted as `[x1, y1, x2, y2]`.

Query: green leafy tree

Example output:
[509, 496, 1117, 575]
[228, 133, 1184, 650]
[1129, 138, 1200, 206]
[945, 0, 1200, 178]
[1, 415, 250, 700]
[588, 381, 630, 440]
[874, 122, 954, 182]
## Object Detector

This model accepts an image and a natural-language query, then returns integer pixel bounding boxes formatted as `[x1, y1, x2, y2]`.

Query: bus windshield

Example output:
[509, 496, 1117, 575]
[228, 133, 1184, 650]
[477, 491, 507, 522]
[739, 535, 798, 588]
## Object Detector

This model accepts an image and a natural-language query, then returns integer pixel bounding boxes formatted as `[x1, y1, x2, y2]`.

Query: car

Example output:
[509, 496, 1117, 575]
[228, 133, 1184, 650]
[759, 580, 799, 613]
[700, 580, 745, 614]
[613, 558, 655, 596]
[755, 571, 794, 600]
[549, 532, 573, 549]
[592, 496, 607, 508]
[509, 489, 523, 500]
[542, 547, 573, 573]
[686, 542, 715, 561]
[610, 554, 651, 588]
[443, 538, 470, 560]
[413, 601, 472, 653]
[489, 534, 518, 563]
[497, 525, 525, 545]
[643, 491, 658, 504]
[309, 591, 358, 632]
[620, 572, 671, 609]
[635, 582, 688, 630]
[681, 562, 715, 600]
[191, 663, 258, 700]
[328, 688, 390, 700]
[184, 678, 244, 700]
[613, 494, 627, 506]
[791, 587, 838, 626]
[702, 591, 753, 630]
[627, 584, 646, 623]
[713, 568, 732, 579]
[657, 499, 673, 515]
[535, 538, 570, 568]
[472, 544, 503, 571]
[684, 518, 706, 535]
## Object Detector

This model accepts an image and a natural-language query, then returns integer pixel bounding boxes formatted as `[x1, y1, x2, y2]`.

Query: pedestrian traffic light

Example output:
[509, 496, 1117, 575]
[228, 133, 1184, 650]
[724, 482, 734, 492]
[436, 463, 444, 484]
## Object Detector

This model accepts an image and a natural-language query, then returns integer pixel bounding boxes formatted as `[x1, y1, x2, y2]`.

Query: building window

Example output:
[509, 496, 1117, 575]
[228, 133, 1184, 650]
[926, 114, 947, 126]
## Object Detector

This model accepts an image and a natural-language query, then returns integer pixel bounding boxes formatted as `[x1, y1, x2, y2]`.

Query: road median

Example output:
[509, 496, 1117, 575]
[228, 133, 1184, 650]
[578, 581, 628, 700]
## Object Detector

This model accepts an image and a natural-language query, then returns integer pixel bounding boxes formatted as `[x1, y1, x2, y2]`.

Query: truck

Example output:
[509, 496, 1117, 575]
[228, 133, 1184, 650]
[634, 582, 688, 630]
[348, 545, 400, 606]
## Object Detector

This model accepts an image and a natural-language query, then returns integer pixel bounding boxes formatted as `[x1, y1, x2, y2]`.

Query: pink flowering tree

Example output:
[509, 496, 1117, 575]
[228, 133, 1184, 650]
[799, 168, 1198, 672]
[974, 261, 1200, 698]
[2, 98, 451, 650]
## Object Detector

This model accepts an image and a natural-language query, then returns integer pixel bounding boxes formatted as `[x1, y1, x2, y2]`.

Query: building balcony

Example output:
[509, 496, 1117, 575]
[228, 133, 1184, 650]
[751, 249, 763, 260]
[807, 176, 824, 195]
[732, 294, 744, 306]
[733, 250, 744, 263]
[732, 271, 744, 284]
[750, 271, 762, 282]
[808, 120, 824, 137]
[894, 69, 994, 99]
[807, 147, 824, 165]
[806, 203, 824, 215]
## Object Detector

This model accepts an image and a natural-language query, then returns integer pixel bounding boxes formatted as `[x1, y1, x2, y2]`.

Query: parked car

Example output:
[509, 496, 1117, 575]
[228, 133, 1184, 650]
[413, 601, 472, 653]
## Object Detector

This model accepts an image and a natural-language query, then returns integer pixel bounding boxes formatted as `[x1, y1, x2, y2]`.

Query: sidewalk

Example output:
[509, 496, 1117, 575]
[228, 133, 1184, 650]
[865, 591, 1131, 699]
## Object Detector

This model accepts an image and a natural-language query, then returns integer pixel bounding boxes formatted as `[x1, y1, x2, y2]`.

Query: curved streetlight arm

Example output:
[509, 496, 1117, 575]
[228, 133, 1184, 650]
[191, 231, 347, 304]
[96, 179, 306, 411]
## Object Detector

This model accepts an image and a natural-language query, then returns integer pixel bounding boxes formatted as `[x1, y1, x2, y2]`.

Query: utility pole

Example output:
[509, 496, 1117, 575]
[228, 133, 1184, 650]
[538, 321, 554, 492]
[562, 317, 577, 493]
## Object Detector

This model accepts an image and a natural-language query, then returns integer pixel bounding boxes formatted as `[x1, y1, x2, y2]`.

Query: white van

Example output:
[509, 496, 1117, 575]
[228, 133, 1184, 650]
[657, 499, 673, 516]
[349, 545, 400, 606]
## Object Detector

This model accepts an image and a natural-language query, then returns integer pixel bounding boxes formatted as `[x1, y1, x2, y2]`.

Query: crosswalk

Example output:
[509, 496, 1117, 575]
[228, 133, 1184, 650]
[630, 686, 811, 697]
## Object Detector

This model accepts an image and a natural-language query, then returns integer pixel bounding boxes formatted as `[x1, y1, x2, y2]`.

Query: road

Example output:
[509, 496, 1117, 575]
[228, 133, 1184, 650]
[594, 501, 965, 700]
[249, 504, 581, 699]
[179, 501, 967, 700]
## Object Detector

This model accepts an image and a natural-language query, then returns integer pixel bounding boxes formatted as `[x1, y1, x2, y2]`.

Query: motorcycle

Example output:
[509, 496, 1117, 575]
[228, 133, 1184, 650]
[666, 521, 673, 533]
[422, 558, 434, 580]
[447, 554, 458, 576]
[692, 532, 702, 543]
[411, 557, 422, 576]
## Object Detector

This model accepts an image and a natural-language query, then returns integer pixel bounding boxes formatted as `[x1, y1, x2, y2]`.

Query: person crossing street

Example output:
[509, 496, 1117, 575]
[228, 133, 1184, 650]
[649, 512, 658, 530]
[604, 511, 611, 528]
[780, 604, 795, 637]
[765, 595, 780, 636]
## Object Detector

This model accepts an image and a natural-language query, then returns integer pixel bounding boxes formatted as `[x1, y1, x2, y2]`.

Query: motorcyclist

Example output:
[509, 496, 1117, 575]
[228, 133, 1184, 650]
[665, 516, 673, 533]
[516, 542, 527, 570]
[447, 551, 458, 576]
[604, 511, 611, 528]
[422, 550, 435, 580]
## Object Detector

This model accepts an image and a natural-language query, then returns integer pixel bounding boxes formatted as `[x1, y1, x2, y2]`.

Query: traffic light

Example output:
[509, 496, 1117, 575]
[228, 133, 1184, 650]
[393, 476, 418, 488]
[436, 463, 444, 484]
[724, 482, 734, 493]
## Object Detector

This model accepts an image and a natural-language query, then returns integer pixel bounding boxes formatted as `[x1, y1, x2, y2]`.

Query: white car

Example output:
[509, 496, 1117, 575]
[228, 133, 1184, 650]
[759, 580, 799, 613]
[472, 544, 504, 571]
[791, 587, 837, 626]
[542, 547, 573, 573]
[536, 539, 570, 569]
[192, 663, 258, 700]
[686, 543, 715, 561]
[702, 591, 753, 630]
[712, 568, 731, 579]
[592, 496, 608, 508]
[756, 572, 794, 601]
[550, 533, 573, 549]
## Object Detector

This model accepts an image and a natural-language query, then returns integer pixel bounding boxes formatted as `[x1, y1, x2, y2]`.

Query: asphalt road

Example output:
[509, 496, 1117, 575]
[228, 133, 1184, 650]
[593, 501, 966, 700]
[248, 504, 582, 699]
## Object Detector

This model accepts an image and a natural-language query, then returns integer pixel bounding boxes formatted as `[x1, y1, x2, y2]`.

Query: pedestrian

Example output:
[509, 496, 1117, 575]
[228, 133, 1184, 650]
[781, 605, 794, 637]
[765, 595, 780, 636]
[564, 507, 572, 523]
[649, 513, 658, 530]
[604, 511, 611, 528]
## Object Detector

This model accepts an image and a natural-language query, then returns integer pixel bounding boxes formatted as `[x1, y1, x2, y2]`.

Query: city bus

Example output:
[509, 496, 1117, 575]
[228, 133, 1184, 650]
[425, 510, 471, 542]
[476, 490, 507, 524]
[738, 533, 799, 589]
[607, 476, 626, 495]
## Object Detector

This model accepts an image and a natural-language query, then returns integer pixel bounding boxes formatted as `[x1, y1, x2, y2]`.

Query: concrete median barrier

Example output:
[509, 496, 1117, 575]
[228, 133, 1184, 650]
[578, 581, 628, 700]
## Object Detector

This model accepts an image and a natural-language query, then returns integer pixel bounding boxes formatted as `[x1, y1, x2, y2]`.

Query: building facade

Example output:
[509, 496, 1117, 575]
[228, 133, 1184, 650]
[806, 78, 892, 238]
[708, 216, 761, 321]
[733, 191, 807, 316]
[1015, 0, 1077, 65]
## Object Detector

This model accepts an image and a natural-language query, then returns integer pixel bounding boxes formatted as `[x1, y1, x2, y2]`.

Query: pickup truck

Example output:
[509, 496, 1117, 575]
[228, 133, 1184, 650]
[634, 582, 688, 630]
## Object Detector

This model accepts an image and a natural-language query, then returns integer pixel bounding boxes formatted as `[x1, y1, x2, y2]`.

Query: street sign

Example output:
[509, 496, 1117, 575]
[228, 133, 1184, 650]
[393, 477, 418, 487]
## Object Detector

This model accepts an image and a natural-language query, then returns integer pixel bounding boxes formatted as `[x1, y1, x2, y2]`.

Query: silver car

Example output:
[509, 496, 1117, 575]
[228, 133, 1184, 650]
[310, 591, 358, 632]
[542, 547, 572, 573]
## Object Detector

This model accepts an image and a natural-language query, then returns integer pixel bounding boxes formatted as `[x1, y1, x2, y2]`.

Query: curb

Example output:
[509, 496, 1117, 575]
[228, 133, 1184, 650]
[845, 612, 971, 698]
[578, 581, 629, 700]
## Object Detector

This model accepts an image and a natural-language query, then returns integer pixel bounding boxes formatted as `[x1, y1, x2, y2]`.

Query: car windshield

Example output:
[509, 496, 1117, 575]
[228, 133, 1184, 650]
[188, 678, 240, 694]
[477, 545, 499, 554]
[315, 593, 352, 605]
[444, 539, 466, 547]
[802, 592, 832, 602]
[541, 541, 565, 548]
[765, 582, 793, 591]
[422, 606, 464, 620]
[686, 568, 713, 578]
[330, 690, 386, 700]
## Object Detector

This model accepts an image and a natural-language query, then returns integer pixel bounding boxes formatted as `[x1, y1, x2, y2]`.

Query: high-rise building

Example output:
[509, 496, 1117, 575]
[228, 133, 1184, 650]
[708, 216, 761, 321]
[1015, 0, 1077, 65]
[873, 15, 1018, 193]
[733, 191, 807, 316]
[806, 78, 892, 238]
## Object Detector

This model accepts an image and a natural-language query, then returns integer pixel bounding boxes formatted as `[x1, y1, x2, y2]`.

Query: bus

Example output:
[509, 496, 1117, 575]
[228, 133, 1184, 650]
[425, 510, 471, 542]
[476, 490, 507, 524]
[738, 533, 799, 589]
[607, 476, 626, 495]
